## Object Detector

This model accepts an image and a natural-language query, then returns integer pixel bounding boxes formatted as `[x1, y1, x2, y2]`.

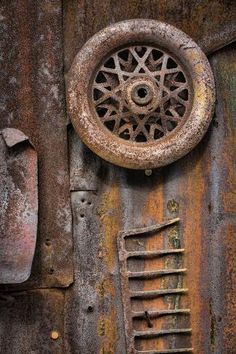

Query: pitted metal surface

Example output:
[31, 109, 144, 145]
[0, 128, 38, 283]
[67, 19, 215, 169]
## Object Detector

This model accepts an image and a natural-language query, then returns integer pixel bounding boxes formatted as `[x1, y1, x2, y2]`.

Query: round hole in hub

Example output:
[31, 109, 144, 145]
[131, 83, 154, 106]
[137, 87, 148, 98]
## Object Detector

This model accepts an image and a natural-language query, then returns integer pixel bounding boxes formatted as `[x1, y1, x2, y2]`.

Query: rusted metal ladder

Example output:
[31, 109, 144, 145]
[118, 218, 193, 353]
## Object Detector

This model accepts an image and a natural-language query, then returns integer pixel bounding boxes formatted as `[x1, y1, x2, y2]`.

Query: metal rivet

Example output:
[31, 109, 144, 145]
[145, 169, 152, 176]
[51, 330, 59, 340]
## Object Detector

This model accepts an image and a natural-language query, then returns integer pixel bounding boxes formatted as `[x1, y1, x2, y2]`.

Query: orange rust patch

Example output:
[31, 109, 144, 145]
[98, 310, 118, 354]
[97, 184, 121, 271]
[96, 277, 115, 299]
[183, 158, 205, 351]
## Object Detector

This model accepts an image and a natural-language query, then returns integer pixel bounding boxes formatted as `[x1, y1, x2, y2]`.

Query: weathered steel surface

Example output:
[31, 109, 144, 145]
[64, 6, 234, 349]
[64, 190, 126, 354]
[69, 126, 106, 191]
[66, 81, 236, 351]
[0, 0, 73, 289]
[66, 50, 235, 354]
[66, 143, 195, 352]
[0, 128, 38, 284]
[0, 289, 65, 354]
[208, 45, 236, 352]
[67, 20, 215, 169]
[63, 0, 236, 72]
[0, 1, 235, 353]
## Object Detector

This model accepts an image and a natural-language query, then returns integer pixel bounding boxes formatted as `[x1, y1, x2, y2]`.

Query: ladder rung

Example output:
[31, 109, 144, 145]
[121, 218, 180, 238]
[128, 269, 186, 279]
[131, 288, 188, 298]
[134, 328, 192, 338]
[136, 348, 193, 353]
[126, 249, 185, 258]
[132, 309, 190, 318]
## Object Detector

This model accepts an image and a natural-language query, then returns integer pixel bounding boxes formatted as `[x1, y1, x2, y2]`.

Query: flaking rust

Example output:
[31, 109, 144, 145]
[0, 128, 38, 283]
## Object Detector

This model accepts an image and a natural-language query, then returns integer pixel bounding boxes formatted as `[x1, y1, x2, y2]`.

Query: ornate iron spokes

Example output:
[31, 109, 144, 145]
[92, 45, 191, 143]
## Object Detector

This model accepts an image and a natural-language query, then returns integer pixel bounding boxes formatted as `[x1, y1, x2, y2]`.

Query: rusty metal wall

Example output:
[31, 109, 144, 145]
[63, 1, 236, 353]
[0, 0, 235, 353]
[0, 0, 73, 289]
[63, 0, 236, 72]
[0, 1, 73, 351]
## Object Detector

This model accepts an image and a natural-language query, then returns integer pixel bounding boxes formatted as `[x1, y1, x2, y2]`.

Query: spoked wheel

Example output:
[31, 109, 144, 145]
[67, 19, 215, 169]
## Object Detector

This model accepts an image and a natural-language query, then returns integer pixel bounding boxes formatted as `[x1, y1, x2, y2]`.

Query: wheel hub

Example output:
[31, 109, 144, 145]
[131, 82, 154, 106]
[125, 76, 160, 115]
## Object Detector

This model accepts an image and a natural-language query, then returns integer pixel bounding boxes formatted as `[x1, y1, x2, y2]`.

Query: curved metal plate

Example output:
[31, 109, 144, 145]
[0, 128, 38, 284]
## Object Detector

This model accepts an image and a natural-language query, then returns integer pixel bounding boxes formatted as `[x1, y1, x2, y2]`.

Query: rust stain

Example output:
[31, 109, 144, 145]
[96, 184, 121, 352]
[98, 310, 118, 354]
[140, 184, 192, 351]
[183, 156, 206, 352]
[96, 278, 115, 299]
[97, 184, 121, 271]
[218, 58, 236, 214]
[140, 179, 166, 352]
[211, 48, 236, 352]
[167, 199, 179, 214]
[117, 217, 193, 352]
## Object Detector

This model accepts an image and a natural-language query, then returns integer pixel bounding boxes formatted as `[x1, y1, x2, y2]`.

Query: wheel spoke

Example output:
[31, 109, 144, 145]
[93, 45, 191, 143]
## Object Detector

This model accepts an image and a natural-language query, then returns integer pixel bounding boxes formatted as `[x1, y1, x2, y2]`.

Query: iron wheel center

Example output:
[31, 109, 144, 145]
[131, 83, 154, 106]
[125, 77, 160, 115]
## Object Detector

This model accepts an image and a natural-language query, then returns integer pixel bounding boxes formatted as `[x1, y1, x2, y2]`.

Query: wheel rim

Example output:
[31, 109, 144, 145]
[67, 20, 215, 169]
